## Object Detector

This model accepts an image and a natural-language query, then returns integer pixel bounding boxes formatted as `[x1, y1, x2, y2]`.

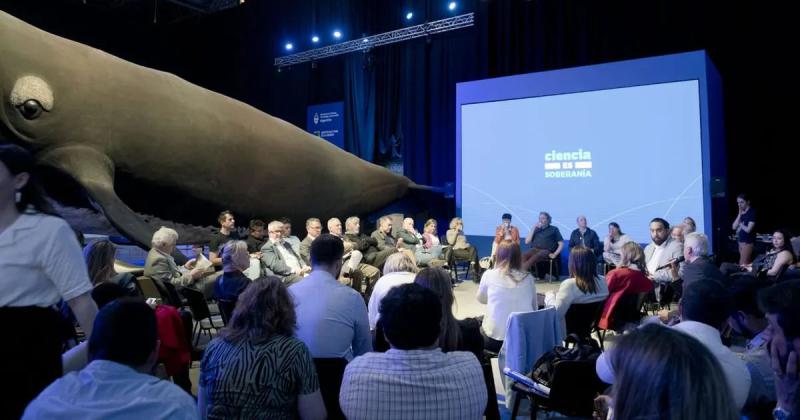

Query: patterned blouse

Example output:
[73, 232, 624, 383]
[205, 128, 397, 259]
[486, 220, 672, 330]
[200, 334, 319, 419]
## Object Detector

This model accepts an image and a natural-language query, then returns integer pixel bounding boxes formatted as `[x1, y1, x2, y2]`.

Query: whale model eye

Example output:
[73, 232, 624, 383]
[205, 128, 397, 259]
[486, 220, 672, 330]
[18, 99, 43, 120]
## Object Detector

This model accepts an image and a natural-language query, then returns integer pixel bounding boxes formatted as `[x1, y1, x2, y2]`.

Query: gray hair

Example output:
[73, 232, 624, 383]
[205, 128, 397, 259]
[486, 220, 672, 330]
[383, 251, 418, 275]
[151, 227, 178, 250]
[684, 232, 709, 257]
[345, 216, 360, 230]
[222, 240, 251, 272]
[268, 220, 284, 232]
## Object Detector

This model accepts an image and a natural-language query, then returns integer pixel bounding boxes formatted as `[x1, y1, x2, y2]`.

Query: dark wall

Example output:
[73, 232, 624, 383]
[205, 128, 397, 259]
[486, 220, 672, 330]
[1, 0, 797, 238]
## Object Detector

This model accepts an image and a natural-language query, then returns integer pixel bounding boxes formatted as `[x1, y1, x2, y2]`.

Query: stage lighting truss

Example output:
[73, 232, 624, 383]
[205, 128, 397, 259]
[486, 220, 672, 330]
[274, 12, 474, 68]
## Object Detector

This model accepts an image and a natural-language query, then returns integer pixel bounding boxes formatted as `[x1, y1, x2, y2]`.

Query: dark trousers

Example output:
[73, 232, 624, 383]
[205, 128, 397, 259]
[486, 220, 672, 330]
[452, 246, 480, 270]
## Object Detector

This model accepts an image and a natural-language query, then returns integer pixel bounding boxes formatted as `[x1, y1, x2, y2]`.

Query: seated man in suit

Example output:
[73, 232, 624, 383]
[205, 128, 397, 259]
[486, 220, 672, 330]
[260, 220, 311, 285]
[682, 232, 725, 290]
[299, 218, 322, 266]
[144, 227, 208, 292]
[280, 217, 302, 255]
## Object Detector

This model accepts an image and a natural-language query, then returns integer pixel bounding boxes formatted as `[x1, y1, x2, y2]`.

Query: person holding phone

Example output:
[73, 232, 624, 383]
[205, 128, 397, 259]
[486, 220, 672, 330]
[732, 193, 756, 265]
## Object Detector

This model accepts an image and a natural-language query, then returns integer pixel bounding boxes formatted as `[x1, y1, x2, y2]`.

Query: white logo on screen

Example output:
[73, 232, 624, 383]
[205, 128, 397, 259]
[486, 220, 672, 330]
[543, 149, 593, 178]
[313, 113, 319, 124]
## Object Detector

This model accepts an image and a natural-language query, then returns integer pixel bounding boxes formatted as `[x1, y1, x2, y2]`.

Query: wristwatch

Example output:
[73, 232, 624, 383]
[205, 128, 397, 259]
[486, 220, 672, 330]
[773, 406, 792, 420]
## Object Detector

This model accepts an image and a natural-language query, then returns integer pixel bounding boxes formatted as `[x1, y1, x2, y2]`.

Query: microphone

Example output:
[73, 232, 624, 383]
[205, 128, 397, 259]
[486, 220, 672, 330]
[655, 256, 685, 271]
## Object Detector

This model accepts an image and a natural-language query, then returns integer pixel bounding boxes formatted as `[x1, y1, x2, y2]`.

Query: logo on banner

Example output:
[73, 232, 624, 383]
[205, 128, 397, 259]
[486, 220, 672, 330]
[313, 113, 319, 125]
[543, 149, 593, 178]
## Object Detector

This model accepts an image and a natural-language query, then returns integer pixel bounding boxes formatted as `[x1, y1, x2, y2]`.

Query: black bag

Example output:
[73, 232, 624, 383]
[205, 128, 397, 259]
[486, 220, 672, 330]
[527, 334, 604, 417]
[530, 334, 601, 389]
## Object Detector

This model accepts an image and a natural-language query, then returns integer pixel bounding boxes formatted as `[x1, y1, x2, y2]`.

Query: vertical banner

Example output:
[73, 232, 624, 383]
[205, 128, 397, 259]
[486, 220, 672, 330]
[307, 102, 345, 149]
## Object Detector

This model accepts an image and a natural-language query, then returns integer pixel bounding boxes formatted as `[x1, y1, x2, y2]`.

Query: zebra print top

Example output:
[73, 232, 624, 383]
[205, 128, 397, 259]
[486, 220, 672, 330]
[200, 334, 319, 419]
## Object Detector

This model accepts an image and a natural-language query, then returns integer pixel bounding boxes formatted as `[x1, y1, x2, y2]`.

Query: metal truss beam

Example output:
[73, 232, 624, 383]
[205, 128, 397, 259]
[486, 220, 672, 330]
[274, 13, 474, 68]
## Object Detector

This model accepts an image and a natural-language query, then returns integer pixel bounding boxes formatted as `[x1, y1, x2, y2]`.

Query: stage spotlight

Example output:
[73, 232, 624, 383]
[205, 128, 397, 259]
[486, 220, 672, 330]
[285, 43, 293, 51]
[448, 1, 457, 11]
[311, 35, 319, 43]
[362, 38, 369, 43]
[406, 12, 413, 20]
[333, 30, 342, 39]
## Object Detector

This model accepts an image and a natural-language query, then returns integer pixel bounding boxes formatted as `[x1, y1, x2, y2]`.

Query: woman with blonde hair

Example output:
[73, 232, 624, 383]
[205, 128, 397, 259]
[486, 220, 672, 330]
[446, 217, 482, 278]
[599, 242, 654, 330]
[476, 241, 536, 352]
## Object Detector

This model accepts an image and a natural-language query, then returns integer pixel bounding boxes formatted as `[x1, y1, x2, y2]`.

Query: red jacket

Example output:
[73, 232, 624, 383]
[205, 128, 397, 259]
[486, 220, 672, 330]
[494, 225, 521, 245]
[599, 267, 654, 330]
[155, 305, 191, 376]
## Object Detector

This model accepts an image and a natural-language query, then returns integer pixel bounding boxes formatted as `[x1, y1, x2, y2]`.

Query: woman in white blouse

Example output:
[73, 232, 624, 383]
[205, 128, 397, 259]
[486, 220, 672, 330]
[0, 144, 98, 418]
[476, 240, 537, 352]
[603, 222, 633, 267]
[553, 246, 609, 333]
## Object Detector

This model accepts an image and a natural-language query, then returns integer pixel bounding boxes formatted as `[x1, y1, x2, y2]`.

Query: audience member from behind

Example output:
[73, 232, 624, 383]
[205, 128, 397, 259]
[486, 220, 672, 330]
[599, 242, 654, 331]
[477, 241, 537, 352]
[416, 267, 484, 360]
[290, 234, 371, 360]
[24, 299, 195, 420]
[0, 144, 98, 418]
[728, 278, 775, 415]
[607, 324, 738, 420]
[681, 232, 725, 289]
[602, 222, 633, 267]
[597, 280, 750, 408]
[758, 280, 800, 419]
[339, 284, 487, 420]
[568, 215, 602, 257]
[552, 247, 608, 333]
[214, 240, 252, 302]
[84, 239, 136, 294]
[200, 277, 325, 419]
[144, 227, 206, 287]
[368, 252, 418, 330]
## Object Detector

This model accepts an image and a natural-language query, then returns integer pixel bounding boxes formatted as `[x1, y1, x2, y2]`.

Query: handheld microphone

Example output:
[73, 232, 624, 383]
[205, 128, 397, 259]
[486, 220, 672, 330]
[656, 256, 685, 271]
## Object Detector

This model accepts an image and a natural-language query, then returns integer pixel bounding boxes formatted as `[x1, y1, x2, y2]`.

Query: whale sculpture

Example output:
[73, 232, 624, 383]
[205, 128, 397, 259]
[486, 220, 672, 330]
[0, 10, 417, 250]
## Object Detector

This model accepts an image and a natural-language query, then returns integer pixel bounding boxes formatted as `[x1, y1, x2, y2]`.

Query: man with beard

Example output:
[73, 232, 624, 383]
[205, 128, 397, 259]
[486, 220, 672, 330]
[644, 217, 684, 306]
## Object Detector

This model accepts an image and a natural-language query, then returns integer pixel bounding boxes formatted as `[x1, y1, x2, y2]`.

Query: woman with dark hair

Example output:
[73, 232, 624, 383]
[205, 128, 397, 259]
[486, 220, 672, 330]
[199, 276, 325, 419]
[607, 324, 738, 420]
[722, 229, 796, 282]
[83, 239, 136, 293]
[683, 216, 697, 234]
[0, 144, 98, 418]
[602, 222, 633, 267]
[552, 247, 608, 331]
[414, 267, 484, 360]
[477, 241, 536, 352]
[732, 193, 756, 265]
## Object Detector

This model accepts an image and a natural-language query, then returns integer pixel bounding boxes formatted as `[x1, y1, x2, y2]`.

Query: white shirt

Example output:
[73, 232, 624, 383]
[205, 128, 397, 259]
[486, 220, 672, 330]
[273, 239, 303, 272]
[595, 321, 751, 409]
[0, 213, 92, 307]
[476, 268, 537, 341]
[23, 360, 196, 420]
[646, 242, 666, 275]
[368, 271, 417, 330]
[340, 349, 486, 420]
[553, 276, 609, 319]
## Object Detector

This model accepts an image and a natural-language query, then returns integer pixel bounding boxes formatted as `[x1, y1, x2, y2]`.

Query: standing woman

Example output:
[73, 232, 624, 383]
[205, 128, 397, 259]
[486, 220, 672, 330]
[732, 193, 756, 265]
[0, 144, 98, 418]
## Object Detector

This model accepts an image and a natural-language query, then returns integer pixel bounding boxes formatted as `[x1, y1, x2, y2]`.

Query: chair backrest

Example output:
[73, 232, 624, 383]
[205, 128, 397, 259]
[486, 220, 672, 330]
[545, 358, 605, 417]
[181, 287, 212, 321]
[313, 358, 348, 420]
[136, 276, 164, 301]
[607, 292, 647, 330]
[217, 299, 237, 325]
[564, 300, 605, 339]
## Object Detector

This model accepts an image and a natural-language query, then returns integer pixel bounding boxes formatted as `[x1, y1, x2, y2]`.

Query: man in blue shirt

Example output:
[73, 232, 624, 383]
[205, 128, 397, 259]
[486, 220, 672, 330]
[290, 234, 372, 360]
[23, 299, 196, 420]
